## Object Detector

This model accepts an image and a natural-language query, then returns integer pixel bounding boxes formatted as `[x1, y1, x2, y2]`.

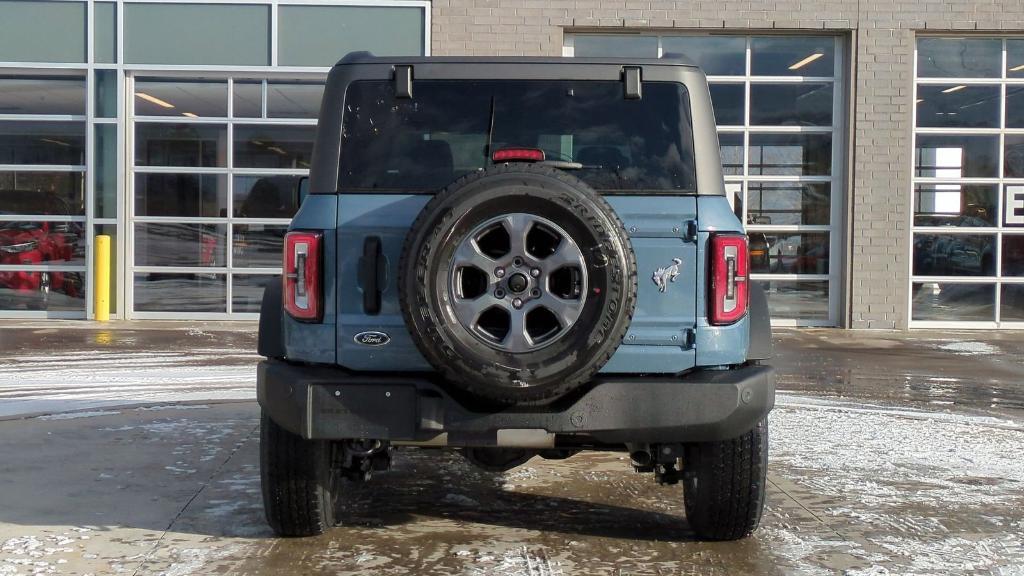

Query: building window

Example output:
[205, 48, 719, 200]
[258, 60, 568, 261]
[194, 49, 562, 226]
[912, 37, 1024, 326]
[567, 33, 844, 326]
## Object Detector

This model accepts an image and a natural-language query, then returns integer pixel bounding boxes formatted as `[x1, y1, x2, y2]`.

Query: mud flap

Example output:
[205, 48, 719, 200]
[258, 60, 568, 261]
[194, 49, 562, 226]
[746, 281, 772, 361]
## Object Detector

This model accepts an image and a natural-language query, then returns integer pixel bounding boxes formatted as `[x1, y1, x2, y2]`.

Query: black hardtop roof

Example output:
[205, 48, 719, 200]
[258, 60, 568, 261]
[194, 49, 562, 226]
[333, 51, 700, 69]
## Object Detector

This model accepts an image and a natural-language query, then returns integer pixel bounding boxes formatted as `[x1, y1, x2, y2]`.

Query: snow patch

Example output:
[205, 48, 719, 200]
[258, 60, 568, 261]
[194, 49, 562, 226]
[36, 410, 121, 421]
[938, 341, 999, 355]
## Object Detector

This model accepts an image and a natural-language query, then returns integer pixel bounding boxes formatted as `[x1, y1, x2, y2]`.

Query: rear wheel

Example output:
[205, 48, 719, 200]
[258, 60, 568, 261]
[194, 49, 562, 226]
[682, 419, 768, 541]
[260, 412, 337, 537]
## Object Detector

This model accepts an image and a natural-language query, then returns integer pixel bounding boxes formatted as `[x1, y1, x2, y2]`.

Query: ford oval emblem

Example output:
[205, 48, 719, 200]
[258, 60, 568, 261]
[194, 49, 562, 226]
[354, 331, 391, 346]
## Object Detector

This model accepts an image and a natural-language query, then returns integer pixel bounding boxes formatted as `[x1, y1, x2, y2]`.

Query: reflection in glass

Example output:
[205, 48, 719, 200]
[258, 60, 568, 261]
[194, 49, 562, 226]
[748, 133, 831, 176]
[709, 83, 744, 125]
[751, 37, 835, 77]
[661, 36, 746, 75]
[572, 35, 658, 58]
[1, 172, 85, 215]
[913, 184, 997, 227]
[133, 273, 225, 313]
[1001, 284, 1024, 321]
[1008, 40, 1024, 79]
[134, 123, 226, 167]
[233, 274, 276, 313]
[750, 83, 833, 126]
[719, 133, 743, 175]
[0, 122, 85, 165]
[913, 233, 996, 277]
[233, 225, 287, 268]
[915, 135, 998, 178]
[917, 37, 1001, 78]
[0, 221, 85, 266]
[0, 77, 86, 115]
[234, 125, 314, 169]
[234, 81, 262, 118]
[1002, 235, 1024, 276]
[233, 175, 301, 218]
[0, 271, 85, 311]
[1004, 136, 1024, 178]
[915, 85, 999, 129]
[747, 232, 828, 274]
[759, 280, 828, 320]
[912, 282, 994, 321]
[134, 173, 227, 218]
[747, 182, 830, 226]
[134, 80, 228, 117]
[95, 70, 117, 118]
[134, 223, 227, 267]
[267, 83, 324, 118]
[1003, 87, 1024, 128]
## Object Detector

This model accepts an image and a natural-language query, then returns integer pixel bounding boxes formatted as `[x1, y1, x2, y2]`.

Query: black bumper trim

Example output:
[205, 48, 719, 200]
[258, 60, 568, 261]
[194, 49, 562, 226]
[257, 361, 775, 446]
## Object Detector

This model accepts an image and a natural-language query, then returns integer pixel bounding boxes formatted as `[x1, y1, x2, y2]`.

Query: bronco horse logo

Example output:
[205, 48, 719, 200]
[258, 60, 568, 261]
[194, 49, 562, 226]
[652, 258, 683, 293]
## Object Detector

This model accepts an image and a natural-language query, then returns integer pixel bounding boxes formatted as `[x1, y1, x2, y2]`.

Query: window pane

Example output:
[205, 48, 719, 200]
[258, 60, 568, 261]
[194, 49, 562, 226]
[1008, 185, 1024, 227]
[1007, 40, 1024, 79]
[913, 233, 996, 277]
[233, 225, 287, 268]
[747, 182, 830, 226]
[1003, 235, 1024, 277]
[572, 34, 658, 58]
[234, 126, 315, 169]
[760, 280, 828, 320]
[1004, 87, 1024, 128]
[94, 2, 116, 64]
[125, 4, 269, 66]
[751, 37, 834, 77]
[661, 36, 746, 76]
[750, 83, 833, 126]
[748, 232, 829, 274]
[0, 1, 86, 63]
[1, 172, 84, 215]
[95, 69, 117, 118]
[234, 81, 262, 118]
[0, 77, 85, 115]
[912, 282, 994, 321]
[913, 184, 998, 227]
[134, 173, 227, 218]
[0, 121, 85, 165]
[134, 80, 228, 117]
[94, 125, 117, 218]
[917, 37, 1001, 78]
[0, 221, 85, 265]
[719, 133, 743, 176]
[1001, 284, 1024, 321]
[134, 273, 225, 313]
[1003, 136, 1024, 179]
[0, 271, 85, 311]
[234, 175, 301, 219]
[278, 5, 425, 66]
[134, 123, 226, 168]
[134, 223, 226, 267]
[267, 83, 324, 119]
[232, 274, 276, 313]
[915, 85, 999, 129]
[748, 133, 831, 176]
[915, 135, 998, 178]
[709, 83, 744, 125]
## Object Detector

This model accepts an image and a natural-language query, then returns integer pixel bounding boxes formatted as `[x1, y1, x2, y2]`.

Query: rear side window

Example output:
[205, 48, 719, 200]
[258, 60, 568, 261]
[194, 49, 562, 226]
[339, 79, 696, 193]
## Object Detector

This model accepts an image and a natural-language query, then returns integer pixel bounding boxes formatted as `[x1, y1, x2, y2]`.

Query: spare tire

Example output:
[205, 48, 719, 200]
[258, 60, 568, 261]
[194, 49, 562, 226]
[398, 163, 637, 404]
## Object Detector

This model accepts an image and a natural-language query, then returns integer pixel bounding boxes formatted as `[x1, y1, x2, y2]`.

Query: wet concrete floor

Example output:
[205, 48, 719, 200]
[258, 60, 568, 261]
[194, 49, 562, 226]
[0, 323, 1022, 575]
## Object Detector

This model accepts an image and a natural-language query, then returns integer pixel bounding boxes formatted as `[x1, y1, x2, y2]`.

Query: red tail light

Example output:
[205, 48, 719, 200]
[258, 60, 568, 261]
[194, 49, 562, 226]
[709, 233, 749, 325]
[492, 147, 545, 163]
[283, 231, 323, 322]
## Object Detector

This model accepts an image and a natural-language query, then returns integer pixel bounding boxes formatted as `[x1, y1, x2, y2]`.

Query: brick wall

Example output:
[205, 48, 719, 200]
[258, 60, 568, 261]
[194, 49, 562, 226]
[430, 0, 1024, 328]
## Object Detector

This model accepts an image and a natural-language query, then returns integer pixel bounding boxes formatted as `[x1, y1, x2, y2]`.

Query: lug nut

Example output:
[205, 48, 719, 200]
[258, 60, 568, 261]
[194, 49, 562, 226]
[512, 298, 523, 309]
[495, 267, 506, 278]
[530, 268, 540, 277]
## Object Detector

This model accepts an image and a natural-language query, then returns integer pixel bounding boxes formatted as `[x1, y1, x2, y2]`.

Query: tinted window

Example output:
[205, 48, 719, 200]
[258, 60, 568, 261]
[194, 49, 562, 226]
[339, 80, 696, 193]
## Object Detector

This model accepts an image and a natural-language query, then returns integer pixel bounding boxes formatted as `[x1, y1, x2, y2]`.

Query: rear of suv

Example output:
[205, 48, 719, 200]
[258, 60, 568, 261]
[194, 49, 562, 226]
[257, 52, 775, 541]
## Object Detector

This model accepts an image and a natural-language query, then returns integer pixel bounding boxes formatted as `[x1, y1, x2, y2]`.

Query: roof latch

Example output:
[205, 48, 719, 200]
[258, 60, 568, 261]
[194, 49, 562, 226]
[394, 65, 413, 99]
[623, 66, 642, 100]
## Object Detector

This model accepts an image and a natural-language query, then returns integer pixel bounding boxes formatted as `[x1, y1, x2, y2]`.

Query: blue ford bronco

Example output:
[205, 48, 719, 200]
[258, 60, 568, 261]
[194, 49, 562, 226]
[257, 52, 775, 541]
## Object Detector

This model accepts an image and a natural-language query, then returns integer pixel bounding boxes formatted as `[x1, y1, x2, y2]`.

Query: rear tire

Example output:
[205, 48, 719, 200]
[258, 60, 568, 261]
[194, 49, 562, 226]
[682, 419, 768, 541]
[260, 411, 336, 537]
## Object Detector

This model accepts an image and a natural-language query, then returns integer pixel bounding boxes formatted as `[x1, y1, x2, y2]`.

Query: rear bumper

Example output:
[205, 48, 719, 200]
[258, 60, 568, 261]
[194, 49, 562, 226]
[257, 360, 775, 447]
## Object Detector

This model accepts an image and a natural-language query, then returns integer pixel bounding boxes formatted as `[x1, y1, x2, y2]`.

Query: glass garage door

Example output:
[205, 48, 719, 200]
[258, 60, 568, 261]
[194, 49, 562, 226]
[128, 76, 323, 318]
[567, 33, 845, 326]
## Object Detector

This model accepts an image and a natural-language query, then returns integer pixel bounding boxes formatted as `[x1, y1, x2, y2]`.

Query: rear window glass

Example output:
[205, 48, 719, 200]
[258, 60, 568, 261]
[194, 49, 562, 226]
[339, 80, 696, 193]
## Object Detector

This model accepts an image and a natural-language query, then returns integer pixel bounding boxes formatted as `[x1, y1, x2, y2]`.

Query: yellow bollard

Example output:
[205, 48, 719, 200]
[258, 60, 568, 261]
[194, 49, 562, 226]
[95, 235, 111, 322]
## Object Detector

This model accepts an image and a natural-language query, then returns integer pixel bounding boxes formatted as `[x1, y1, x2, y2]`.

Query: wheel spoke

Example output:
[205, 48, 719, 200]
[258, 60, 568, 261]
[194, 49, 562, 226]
[452, 239, 496, 276]
[502, 309, 533, 353]
[528, 292, 585, 328]
[545, 238, 585, 270]
[451, 293, 502, 329]
[501, 213, 533, 254]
